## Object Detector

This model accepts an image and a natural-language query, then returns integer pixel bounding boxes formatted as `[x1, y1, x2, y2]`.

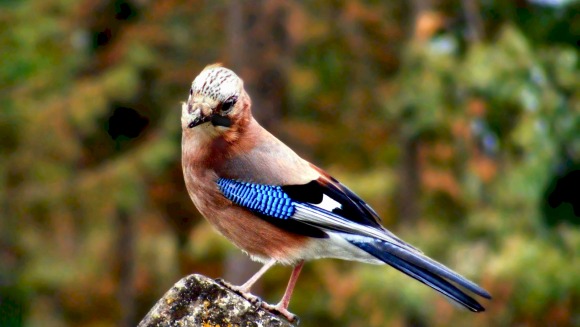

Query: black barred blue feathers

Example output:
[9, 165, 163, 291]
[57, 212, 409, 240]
[217, 178, 295, 219]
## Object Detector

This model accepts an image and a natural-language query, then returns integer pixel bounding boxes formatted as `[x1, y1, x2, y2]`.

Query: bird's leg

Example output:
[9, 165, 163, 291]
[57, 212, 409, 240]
[276, 261, 304, 310]
[239, 259, 276, 292]
[219, 259, 276, 305]
[262, 260, 304, 322]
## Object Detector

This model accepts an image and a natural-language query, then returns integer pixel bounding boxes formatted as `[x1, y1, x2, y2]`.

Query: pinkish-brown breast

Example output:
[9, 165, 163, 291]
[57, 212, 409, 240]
[182, 124, 313, 264]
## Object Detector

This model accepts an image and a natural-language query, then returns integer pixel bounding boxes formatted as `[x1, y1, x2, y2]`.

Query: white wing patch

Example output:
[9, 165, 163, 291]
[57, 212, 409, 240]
[314, 194, 342, 211]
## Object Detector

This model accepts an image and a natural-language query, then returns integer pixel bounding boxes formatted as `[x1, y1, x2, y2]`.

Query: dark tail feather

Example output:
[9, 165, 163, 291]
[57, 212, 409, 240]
[348, 237, 487, 312]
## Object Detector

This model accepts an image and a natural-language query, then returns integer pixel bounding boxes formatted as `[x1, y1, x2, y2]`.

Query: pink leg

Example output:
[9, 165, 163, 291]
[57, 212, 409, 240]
[239, 259, 276, 292]
[265, 260, 304, 321]
[219, 259, 276, 305]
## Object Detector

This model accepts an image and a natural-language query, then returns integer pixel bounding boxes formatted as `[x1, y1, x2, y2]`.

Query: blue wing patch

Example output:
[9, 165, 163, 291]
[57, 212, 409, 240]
[217, 178, 295, 219]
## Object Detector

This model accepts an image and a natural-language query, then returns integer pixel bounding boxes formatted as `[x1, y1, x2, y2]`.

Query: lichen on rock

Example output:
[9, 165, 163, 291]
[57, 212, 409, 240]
[138, 274, 298, 327]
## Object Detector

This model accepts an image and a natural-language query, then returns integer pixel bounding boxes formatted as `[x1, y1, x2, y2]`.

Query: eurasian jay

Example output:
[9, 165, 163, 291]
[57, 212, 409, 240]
[181, 64, 491, 320]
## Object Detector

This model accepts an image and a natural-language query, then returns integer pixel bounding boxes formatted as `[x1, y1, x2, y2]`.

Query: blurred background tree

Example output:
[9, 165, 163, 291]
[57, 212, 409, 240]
[0, 0, 578, 326]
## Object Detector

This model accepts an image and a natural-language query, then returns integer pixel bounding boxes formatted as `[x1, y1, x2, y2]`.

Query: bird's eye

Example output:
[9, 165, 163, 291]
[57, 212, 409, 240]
[221, 96, 238, 114]
[188, 121, 195, 128]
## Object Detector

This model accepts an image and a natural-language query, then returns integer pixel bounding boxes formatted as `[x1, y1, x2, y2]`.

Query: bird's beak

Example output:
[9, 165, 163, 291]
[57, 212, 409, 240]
[189, 111, 211, 128]
[187, 103, 213, 128]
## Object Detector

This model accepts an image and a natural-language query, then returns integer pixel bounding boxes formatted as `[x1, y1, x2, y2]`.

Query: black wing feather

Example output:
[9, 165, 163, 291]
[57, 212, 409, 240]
[283, 178, 383, 229]
[283, 177, 417, 251]
[218, 177, 491, 310]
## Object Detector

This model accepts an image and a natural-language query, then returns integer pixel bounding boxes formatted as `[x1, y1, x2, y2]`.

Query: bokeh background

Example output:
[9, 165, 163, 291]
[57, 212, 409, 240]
[1, 0, 579, 326]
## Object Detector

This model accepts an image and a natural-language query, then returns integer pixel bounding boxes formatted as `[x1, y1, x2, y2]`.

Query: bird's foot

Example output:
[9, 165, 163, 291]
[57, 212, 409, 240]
[260, 302, 298, 323]
[216, 278, 297, 322]
[216, 278, 262, 306]
[215, 278, 237, 291]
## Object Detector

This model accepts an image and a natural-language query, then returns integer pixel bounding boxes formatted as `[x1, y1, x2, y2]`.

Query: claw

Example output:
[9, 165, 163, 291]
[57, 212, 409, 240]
[214, 259, 301, 322]
[217, 279, 263, 306]
[261, 302, 298, 323]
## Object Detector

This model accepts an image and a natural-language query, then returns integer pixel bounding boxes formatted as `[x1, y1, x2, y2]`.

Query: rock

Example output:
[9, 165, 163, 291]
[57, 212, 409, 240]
[138, 274, 298, 327]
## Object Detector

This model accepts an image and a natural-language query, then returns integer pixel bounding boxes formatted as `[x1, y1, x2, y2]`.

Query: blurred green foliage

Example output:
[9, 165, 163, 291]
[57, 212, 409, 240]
[1, 0, 579, 326]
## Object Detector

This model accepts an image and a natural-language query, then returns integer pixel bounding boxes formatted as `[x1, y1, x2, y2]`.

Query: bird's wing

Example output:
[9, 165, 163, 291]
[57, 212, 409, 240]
[217, 123, 420, 251]
[217, 177, 491, 306]
[215, 126, 491, 308]
[300, 164, 423, 251]
[216, 176, 420, 254]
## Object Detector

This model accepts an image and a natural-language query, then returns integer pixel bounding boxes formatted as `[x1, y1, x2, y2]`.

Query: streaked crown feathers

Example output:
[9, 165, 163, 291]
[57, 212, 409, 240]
[191, 64, 242, 102]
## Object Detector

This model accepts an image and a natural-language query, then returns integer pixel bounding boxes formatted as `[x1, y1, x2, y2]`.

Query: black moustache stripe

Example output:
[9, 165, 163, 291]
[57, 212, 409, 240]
[211, 115, 232, 128]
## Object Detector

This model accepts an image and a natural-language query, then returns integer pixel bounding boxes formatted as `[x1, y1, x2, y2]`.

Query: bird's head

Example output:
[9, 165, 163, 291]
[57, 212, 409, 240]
[182, 64, 251, 140]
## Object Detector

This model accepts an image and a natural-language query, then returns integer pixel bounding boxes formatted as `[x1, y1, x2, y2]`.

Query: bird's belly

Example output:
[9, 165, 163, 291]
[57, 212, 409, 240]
[192, 190, 311, 265]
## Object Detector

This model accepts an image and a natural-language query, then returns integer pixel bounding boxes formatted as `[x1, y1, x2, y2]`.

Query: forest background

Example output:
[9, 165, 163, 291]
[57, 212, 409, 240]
[1, 0, 579, 326]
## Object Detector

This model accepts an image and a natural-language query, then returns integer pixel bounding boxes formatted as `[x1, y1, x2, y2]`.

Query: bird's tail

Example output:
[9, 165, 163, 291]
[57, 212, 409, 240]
[345, 235, 491, 312]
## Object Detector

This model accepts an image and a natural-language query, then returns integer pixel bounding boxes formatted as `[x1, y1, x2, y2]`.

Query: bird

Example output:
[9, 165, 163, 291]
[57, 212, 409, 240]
[181, 64, 491, 320]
